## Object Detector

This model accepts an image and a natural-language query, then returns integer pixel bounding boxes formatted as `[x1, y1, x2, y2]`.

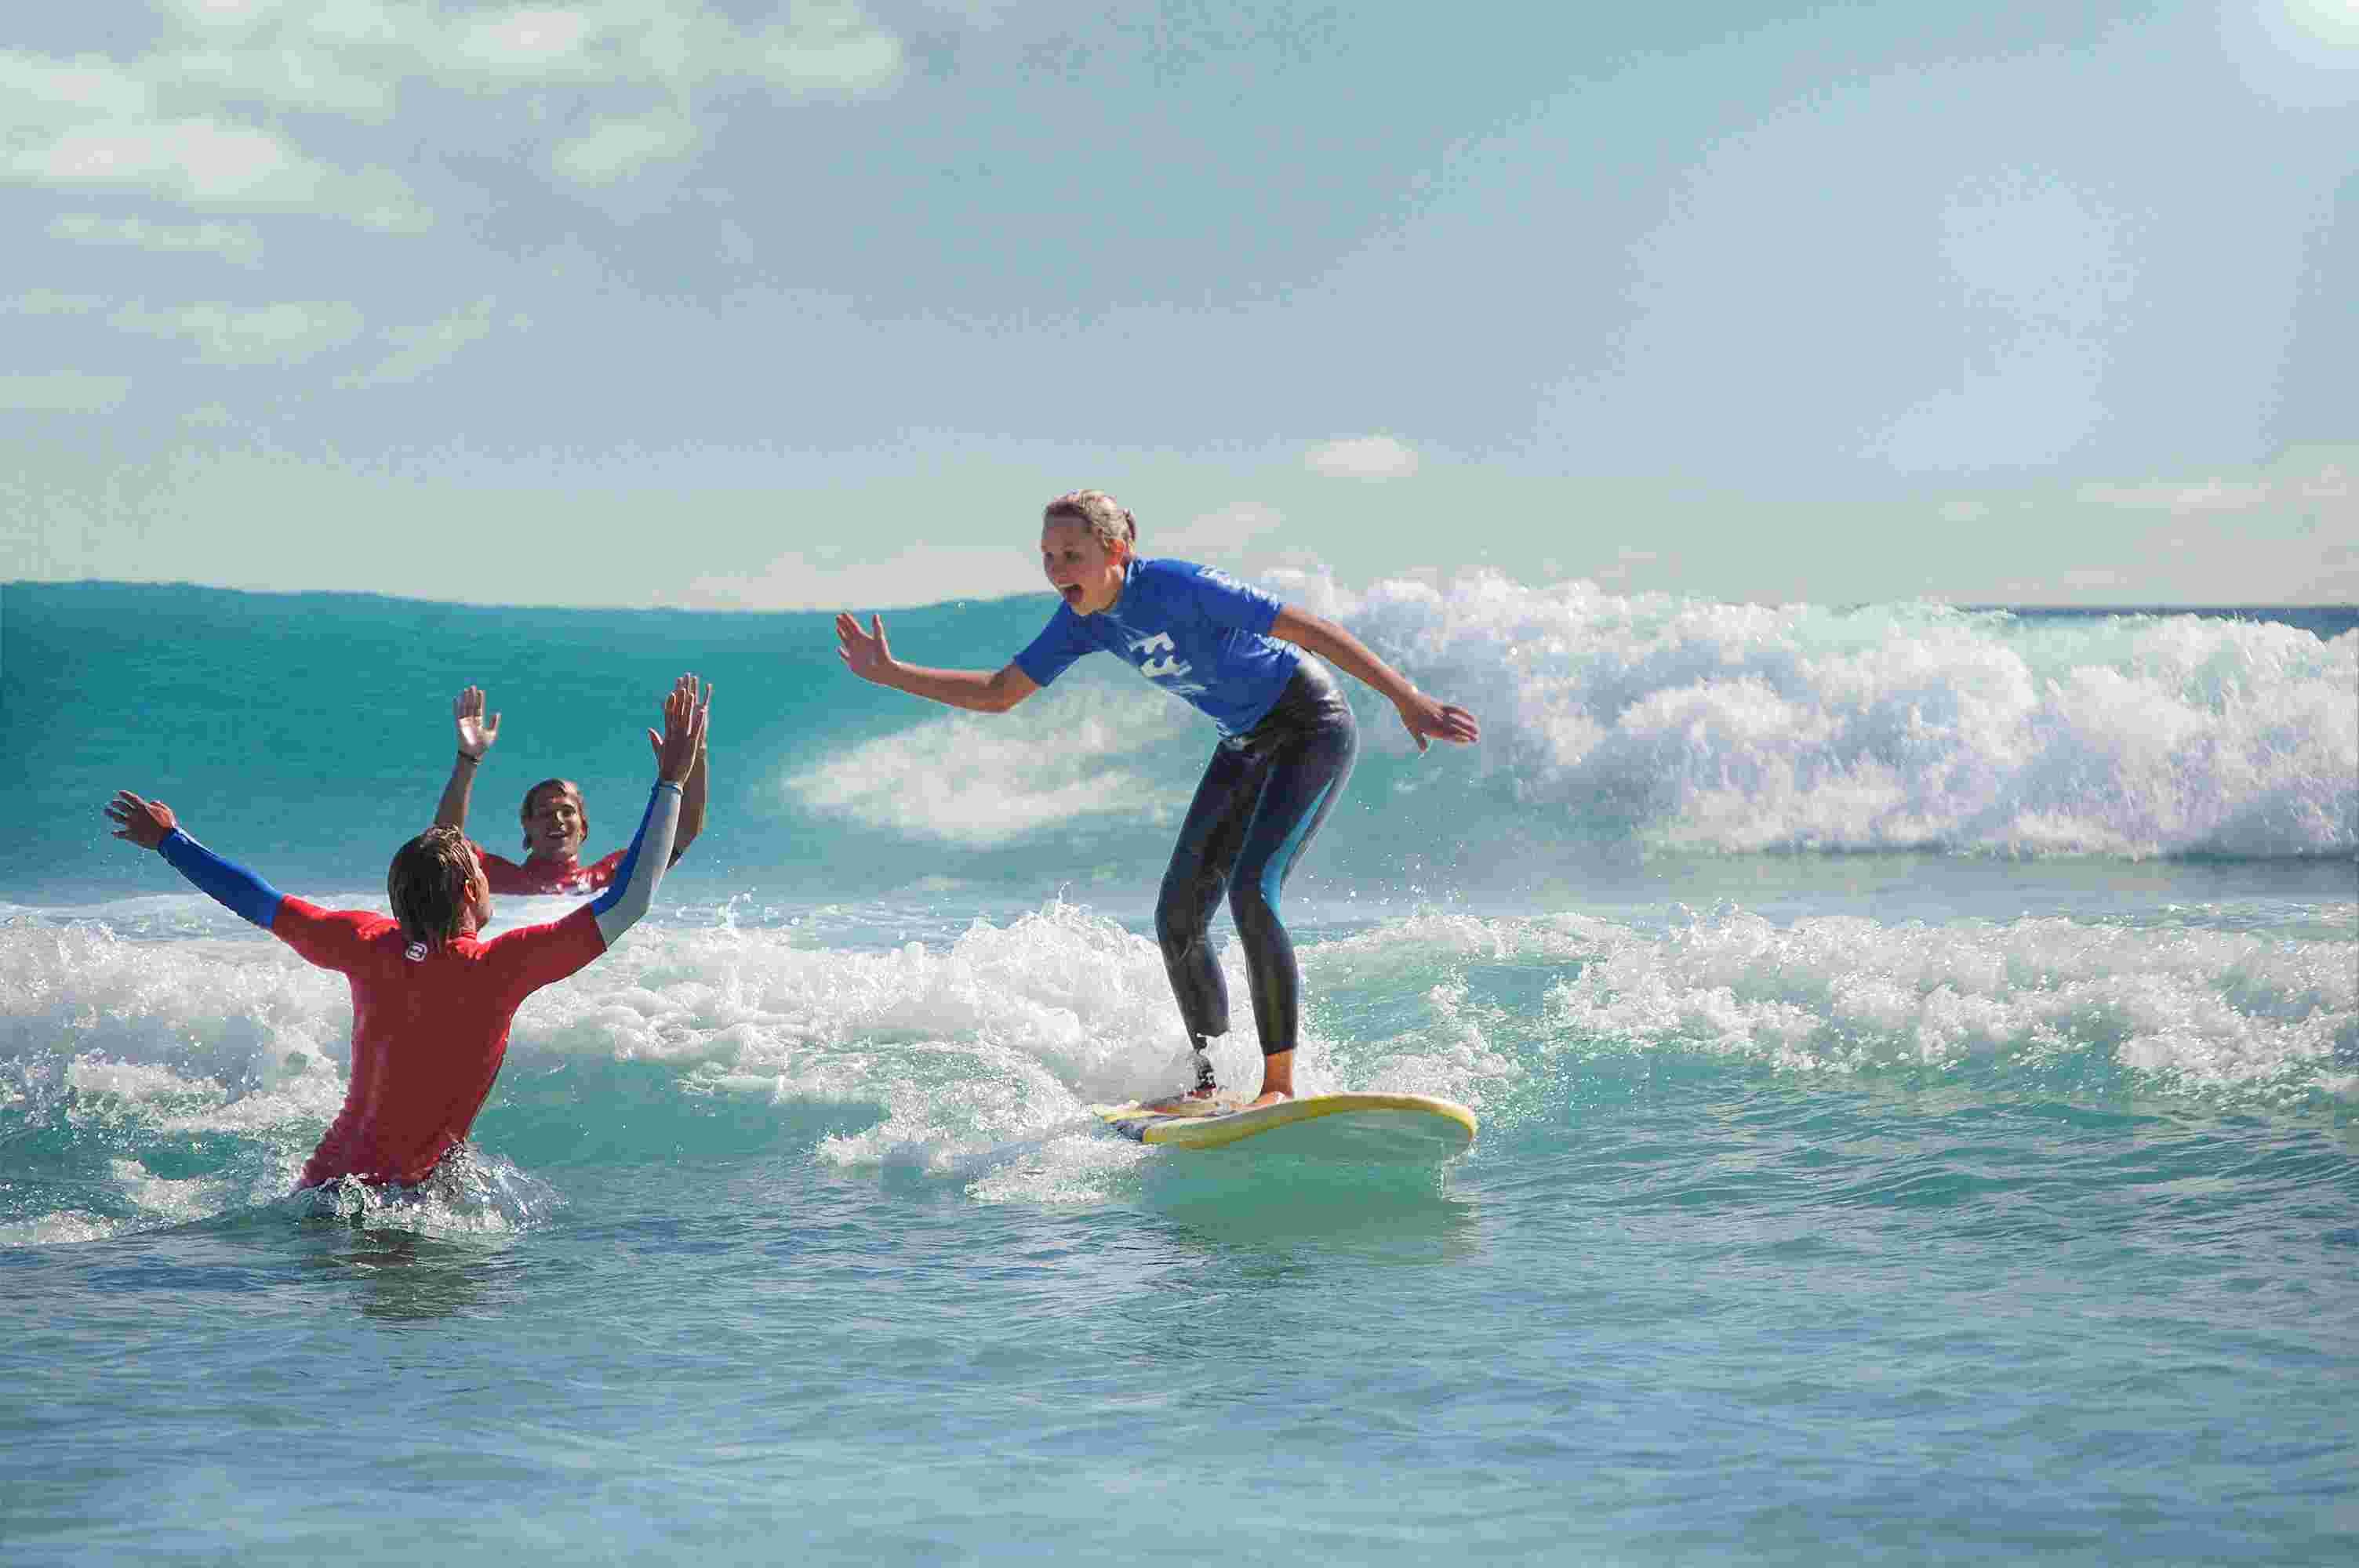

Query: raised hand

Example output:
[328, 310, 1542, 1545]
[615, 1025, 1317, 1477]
[1394, 695, 1481, 755]
[453, 686, 501, 760]
[105, 790, 179, 850]
[647, 673, 710, 782]
[834, 612, 895, 684]
[670, 672, 712, 735]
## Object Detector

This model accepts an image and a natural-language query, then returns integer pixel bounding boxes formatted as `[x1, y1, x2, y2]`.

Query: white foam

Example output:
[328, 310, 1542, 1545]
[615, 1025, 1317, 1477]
[1541, 905, 2356, 1098]
[785, 678, 1193, 848]
[10, 891, 2353, 1234]
[2, 921, 357, 1138]
[821, 572, 2354, 860]
[1335, 575, 2357, 858]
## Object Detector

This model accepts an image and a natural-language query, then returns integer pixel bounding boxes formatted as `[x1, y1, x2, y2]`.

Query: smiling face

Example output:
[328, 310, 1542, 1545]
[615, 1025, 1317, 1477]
[520, 781, 587, 863]
[1041, 519, 1129, 615]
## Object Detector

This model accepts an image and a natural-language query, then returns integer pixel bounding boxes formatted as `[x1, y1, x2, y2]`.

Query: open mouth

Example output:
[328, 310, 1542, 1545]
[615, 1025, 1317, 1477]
[1060, 584, 1083, 604]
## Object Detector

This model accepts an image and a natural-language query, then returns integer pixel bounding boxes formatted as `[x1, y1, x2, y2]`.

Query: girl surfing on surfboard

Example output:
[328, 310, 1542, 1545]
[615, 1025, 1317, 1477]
[835, 490, 1479, 1110]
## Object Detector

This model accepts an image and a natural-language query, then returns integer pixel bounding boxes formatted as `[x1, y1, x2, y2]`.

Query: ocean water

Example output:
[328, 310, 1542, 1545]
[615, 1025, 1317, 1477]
[2, 577, 2354, 1565]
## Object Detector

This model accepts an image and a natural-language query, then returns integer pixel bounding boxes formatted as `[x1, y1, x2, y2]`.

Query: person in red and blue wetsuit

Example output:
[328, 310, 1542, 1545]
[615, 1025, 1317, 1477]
[835, 490, 1480, 1109]
[428, 674, 713, 896]
[105, 678, 709, 1190]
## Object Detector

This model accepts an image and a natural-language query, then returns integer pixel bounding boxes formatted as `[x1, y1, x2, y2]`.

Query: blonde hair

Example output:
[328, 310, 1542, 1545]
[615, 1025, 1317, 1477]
[387, 825, 477, 949]
[519, 779, 587, 854]
[1043, 490, 1136, 551]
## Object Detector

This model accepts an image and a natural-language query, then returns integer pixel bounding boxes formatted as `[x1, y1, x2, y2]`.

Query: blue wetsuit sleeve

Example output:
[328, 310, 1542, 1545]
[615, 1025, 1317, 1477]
[157, 829, 285, 930]
[588, 780, 682, 947]
[1012, 606, 1092, 688]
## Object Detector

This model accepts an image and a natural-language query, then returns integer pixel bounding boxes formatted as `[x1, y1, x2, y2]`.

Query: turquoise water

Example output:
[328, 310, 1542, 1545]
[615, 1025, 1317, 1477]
[3, 579, 2354, 1563]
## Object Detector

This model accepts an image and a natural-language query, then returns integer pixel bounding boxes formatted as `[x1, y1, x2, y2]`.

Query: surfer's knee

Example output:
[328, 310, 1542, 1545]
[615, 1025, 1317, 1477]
[1155, 873, 1216, 953]
[1226, 874, 1281, 942]
[1153, 889, 1190, 953]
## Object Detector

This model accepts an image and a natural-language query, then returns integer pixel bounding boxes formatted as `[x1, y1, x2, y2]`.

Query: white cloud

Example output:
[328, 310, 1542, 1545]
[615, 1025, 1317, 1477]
[1593, 545, 1660, 583]
[5, 290, 107, 317]
[1304, 434, 1420, 481]
[683, 542, 1039, 611]
[47, 213, 264, 267]
[161, 44, 398, 118]
[4, 3, 907, 227]
[0, 372, 132, 412]
[551, 112, 697, 185]
[1151, 501, 1284, 558]
[111, 299, 366, 366]
[2074, 455, 2350, 518]
[159, 1, 300, 30]
[422, 0, 902, 96]
[0, 50, 154, 121]
[5, 118, 429, 230]
[2077, 477, 2272, 513]
[452, 7, 596, 74]
[746, 7, 905, 94]
[341, 296, 503, 387]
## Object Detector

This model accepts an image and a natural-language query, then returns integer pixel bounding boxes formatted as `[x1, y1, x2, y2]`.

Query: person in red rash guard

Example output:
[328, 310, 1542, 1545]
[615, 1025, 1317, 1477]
[430, 674, 712, 896]
[106, 677, 710, 1191]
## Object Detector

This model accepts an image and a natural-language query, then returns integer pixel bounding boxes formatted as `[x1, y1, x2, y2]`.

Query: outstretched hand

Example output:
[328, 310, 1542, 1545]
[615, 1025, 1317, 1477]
[105, 790, 179, 850]
[647, 673, 710, 782]
[453, 685, 500, 759]
[1395, 695, 1481, 754]
[834, 612, 895, 684]
[667, 672, 711, 750]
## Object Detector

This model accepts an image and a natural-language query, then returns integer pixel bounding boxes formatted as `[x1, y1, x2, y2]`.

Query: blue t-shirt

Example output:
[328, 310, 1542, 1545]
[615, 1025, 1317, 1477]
[1013, 558, 1303, 735]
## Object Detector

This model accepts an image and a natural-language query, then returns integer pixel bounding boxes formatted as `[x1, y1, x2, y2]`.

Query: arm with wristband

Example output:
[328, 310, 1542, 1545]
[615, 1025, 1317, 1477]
[433, 684, 500, 833]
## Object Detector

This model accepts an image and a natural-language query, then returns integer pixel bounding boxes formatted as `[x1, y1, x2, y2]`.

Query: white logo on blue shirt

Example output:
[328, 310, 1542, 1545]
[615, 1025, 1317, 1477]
[1128, 631, 1190, 681]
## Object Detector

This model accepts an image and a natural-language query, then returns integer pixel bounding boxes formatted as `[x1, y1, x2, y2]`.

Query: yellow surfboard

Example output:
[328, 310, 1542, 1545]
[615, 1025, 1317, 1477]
[1092, 1091, 1477, 1163]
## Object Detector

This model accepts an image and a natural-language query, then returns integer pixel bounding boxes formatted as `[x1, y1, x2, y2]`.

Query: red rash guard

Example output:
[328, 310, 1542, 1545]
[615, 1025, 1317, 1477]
[272, 897, 607, 1186]
[470, 844, 626, 896]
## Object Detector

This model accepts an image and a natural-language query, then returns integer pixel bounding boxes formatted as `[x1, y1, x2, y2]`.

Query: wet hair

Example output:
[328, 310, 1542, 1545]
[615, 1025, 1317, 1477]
[1043, 490, 1136, 552]
[387, 825, 478, 949]
[518, 779, 587, 854]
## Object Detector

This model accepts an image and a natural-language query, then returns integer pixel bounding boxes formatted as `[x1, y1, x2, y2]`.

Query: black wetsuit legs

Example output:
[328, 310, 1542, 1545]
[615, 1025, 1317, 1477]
[1154, 659, 1358, 1055]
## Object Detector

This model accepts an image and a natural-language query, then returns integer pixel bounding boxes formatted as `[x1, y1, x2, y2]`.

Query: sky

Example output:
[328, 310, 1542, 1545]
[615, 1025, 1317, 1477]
[2, 0, 2354, 610]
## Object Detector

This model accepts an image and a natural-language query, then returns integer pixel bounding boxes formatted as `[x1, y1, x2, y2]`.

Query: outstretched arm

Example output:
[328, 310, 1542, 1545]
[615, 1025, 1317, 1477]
[589, 677, 709, 947]
[835, 612, 1038, 714]
[106, 792, 285, 929]
[433, 686, 501, 832]
[669, 675, 711, 866]
[1268, 605, 1481, 753]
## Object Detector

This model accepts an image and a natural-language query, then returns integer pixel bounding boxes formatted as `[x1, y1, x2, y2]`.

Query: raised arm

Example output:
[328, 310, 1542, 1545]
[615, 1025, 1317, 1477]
[1268, 605, 1480, 753]
[671, 674, 711, 866]
[835, 612, 1038, 714]
[433, 685, 501, 831]
[106, 791, 285, 929]
[588, 677, 708, 946]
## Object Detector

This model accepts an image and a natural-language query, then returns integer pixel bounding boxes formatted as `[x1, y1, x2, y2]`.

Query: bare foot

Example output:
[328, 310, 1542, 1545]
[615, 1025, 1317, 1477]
[1242, 1089, 1292, 1109]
